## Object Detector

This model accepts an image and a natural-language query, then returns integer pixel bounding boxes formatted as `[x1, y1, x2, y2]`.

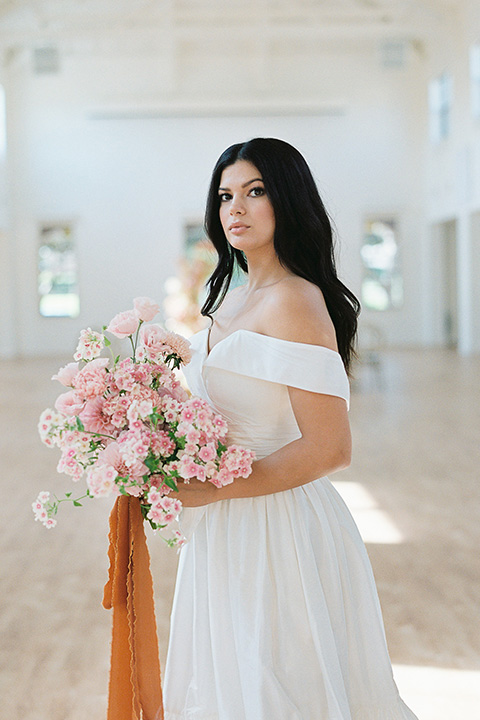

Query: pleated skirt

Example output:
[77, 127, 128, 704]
[163, 477, 418, 720]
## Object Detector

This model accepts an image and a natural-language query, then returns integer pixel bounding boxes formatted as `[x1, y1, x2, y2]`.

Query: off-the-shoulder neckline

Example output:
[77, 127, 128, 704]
[201, 326, 342, 361]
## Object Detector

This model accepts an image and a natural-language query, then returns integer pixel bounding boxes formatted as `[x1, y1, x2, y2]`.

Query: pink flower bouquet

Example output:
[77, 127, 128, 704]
[34, 297, 255, 546]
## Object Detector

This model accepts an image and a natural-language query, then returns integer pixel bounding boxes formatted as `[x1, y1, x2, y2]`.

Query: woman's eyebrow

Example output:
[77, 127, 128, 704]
[218, 178, 264, 191]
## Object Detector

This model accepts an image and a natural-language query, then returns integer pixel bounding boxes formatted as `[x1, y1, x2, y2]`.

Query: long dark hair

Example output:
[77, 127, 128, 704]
[201, 137, 360, 374]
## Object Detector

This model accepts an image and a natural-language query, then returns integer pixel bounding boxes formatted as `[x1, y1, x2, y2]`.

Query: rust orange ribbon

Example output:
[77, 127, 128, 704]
[103, 495, 164, 720]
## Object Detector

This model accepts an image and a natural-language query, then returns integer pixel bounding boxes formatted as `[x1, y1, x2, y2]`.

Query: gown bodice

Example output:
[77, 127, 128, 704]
[184, 327, 350, 460]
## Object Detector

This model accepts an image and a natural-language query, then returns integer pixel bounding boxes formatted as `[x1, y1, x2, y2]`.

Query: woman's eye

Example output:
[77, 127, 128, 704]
[249, 186, 265, 197]
[219, 193, 232, 202]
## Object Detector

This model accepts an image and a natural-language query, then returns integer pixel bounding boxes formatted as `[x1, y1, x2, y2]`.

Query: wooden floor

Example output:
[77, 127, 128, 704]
[1, 349, 479, 720]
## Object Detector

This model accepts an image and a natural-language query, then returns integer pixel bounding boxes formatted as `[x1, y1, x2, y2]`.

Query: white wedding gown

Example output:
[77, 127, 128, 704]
[163, 328, 418, 720]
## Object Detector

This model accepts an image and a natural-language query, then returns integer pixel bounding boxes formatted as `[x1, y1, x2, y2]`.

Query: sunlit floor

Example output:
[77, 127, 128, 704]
[1, 348, 479, 719]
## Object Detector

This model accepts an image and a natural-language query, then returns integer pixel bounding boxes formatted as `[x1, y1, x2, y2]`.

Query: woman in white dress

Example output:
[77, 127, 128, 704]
[163, 138, 418, 720]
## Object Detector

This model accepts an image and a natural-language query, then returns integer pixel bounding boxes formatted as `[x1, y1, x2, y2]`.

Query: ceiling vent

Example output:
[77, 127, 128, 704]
[33, 46, 60, 74]
[379, 40, 406, 69]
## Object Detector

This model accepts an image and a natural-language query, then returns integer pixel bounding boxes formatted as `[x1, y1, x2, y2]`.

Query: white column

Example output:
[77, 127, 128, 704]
[456, 209, 472, 355]
[0, 75, 17, 358]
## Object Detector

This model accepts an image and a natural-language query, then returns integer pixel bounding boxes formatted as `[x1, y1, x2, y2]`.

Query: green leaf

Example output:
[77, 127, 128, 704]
[144, 456, 159, 473]
[164, 475, 178, 492]
[65, 492, 72, 498]
[104, 336, 111, 347]
[73, 500, 82, 507]
[75, 416, 85, 432]
[114, 355, 120, 364]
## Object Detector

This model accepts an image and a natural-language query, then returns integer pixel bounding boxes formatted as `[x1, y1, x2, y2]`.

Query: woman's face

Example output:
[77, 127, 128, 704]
[218, 160, 275, 253]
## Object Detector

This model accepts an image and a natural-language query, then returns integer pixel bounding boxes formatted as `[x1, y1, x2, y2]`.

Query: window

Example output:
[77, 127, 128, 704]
[470, 43, 480, 119]
[360, 217, 403, 311]
[428, 72, 452, 143]
[38, 223, 79, 317]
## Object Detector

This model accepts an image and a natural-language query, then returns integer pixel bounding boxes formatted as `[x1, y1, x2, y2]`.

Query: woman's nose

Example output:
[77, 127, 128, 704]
[230, 195, 246, 215]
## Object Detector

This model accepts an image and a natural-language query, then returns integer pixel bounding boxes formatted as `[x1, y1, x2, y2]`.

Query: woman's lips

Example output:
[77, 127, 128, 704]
[229, 223, 250, 234]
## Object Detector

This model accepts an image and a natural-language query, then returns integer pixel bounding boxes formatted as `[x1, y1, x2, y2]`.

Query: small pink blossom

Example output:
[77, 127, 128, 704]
[178, 455, 201, 480]
[147, 487, 162, 505]
[86, 464, 117, 498]
[210, 468, 234, 488]
[133, 297, 160, 322]
[126, 399, 153, 424]
[106, 310, 139, 339]
[186, 429, 201, 445]
[57, 447, 84, 481]
[52, 362, 79, 387]
[38, 409, 66, 446]
[147, 506, 164, 524]
[198, 443, 216, 463]
[73, 328, 104, 361]
[172, 530, 186, 547]
[180, 406, 195, 423]
[150, 431, 176, 457]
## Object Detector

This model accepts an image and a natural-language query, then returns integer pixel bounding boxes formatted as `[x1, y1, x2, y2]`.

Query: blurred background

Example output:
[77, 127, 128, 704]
[0, 1, 479, 719]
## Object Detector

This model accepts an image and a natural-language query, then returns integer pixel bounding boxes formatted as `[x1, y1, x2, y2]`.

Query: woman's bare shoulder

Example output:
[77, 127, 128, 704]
[260, 276, 338, 351]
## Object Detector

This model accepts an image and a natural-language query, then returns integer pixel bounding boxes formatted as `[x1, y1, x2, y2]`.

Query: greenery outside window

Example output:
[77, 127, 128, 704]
[360, 217, 403, 311]
[38, 223, 79, 317]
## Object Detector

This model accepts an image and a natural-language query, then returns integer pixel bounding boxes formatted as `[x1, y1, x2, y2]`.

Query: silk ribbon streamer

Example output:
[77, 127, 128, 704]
[103, 495, 164, 720]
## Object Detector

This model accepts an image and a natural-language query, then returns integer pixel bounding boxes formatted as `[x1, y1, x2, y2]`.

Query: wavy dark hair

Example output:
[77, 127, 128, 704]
[201, 137, 360, 374]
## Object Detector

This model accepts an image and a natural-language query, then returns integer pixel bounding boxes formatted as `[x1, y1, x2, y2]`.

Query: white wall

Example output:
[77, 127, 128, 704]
[424, 0, 480, 353]
[1, 35, 427, 356]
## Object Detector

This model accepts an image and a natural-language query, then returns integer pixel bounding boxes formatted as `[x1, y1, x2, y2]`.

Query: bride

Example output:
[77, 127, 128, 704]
[163, 138, 418, 720]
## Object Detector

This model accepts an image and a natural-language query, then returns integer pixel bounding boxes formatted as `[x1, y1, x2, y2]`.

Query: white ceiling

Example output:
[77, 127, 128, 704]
[0, 0, 464, 46]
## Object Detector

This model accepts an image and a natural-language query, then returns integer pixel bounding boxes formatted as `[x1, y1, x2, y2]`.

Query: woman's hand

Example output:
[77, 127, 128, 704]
[175, 478, 219, 508]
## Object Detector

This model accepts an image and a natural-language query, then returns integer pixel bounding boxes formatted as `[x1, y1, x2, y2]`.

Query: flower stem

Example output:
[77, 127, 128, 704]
[133, 320, 143, 360]
[129, 334, 136, 361]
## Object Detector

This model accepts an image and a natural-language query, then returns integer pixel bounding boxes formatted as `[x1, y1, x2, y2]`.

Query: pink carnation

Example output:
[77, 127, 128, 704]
[162, 331, 192, 364]
[106, 310, 139, 339]
[100, 440, 148, 481]
[79, 396, 115, 435]
[73, 358, 109, 400]
[133, 297, 160, 322]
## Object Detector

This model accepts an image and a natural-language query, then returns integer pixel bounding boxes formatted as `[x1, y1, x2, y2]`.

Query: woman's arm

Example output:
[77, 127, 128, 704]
[176, 389, 351, 507]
